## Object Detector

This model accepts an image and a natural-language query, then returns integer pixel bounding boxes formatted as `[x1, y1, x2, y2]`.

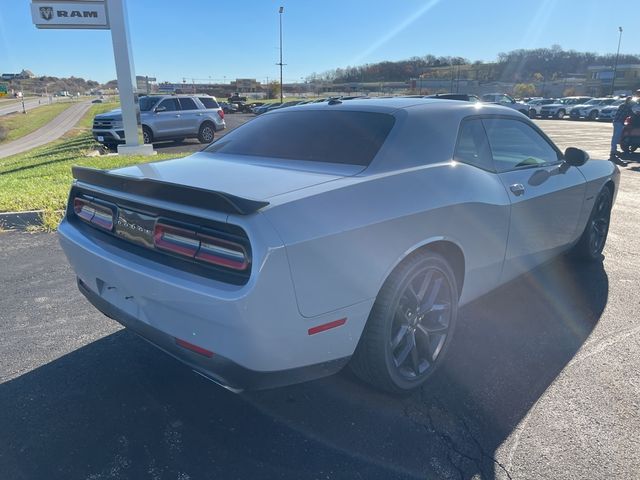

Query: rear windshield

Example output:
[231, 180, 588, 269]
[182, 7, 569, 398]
[199, 97, 220, 109]
[204, 110, 395, 166]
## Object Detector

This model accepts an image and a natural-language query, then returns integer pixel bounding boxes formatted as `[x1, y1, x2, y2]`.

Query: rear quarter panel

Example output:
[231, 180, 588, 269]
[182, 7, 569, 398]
[264, 163, 511, 317]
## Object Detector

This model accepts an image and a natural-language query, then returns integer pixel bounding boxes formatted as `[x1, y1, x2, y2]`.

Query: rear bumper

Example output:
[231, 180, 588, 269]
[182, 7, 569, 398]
[77, 278, 348, 391]
[58, 217, 370, 389]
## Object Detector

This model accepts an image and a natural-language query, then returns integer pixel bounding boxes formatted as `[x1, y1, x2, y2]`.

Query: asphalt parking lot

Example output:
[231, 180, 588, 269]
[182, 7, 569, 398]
[1, 118, 639, 480]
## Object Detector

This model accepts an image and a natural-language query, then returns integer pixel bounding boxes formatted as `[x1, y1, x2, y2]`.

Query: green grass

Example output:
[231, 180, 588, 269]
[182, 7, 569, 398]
[0, 131, 188, 228]
[0, 101, 76, 144]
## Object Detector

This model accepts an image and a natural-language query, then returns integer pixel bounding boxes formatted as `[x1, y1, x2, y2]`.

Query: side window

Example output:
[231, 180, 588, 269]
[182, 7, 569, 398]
[178, 97, 198, 111]
[482, 118, 560, 172]
[454, 119, 494, 171]
[158, 98, 179, 112]
[198, 97, 220, 109]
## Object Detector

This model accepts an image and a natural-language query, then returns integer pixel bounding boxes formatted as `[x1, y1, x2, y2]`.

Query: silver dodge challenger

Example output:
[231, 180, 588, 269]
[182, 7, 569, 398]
[58, 98, 619, 393]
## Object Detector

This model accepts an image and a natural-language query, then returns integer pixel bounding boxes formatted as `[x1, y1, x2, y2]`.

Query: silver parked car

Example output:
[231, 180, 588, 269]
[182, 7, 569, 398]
[60, 98, 619, 394]
[92, 95, 225, 148]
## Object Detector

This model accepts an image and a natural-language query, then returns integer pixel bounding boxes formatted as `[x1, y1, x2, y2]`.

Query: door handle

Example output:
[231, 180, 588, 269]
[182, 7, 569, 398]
[174, 114, 181, 117]
[196, 113, 204, 116]
[510, 183, 525, 196]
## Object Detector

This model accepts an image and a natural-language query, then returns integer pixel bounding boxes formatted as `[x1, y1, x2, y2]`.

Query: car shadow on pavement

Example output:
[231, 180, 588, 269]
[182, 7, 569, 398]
[0, 255, 608, 480]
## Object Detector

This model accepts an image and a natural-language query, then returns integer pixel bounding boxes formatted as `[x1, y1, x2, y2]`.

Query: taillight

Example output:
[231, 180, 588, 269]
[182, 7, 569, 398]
[154, 222, 248, 271]
[73, 197, 114, 231]
[218, 109, 225, 120]
[154, 224, 200, 257]
[196, 233, 248, 270]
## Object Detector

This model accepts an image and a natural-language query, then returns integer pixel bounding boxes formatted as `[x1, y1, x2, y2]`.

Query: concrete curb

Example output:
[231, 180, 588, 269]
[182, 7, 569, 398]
[0, 210, 62, 230]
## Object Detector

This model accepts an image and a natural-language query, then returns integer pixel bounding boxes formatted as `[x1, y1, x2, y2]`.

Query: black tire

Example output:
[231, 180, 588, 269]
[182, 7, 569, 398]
[528, 110, 537, 119]
[198, 122, 215, 144]
[556, 109, 565, 119]
[588, 110, 598, 121]
[573, 187, 612, 261]
[350, 251, 459, 394]
[142, 126, 153, 144]
[102, 143, 117, 152]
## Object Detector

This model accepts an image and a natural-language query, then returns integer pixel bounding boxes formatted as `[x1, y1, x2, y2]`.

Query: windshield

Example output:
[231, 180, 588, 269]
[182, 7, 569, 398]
[138, 96, 161, 111]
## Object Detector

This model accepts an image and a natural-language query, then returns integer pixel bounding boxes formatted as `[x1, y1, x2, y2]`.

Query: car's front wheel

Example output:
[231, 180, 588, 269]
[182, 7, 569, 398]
[589, 110, 598, 121]
[350, 251, 458, 394]
[556, 109, 566, 119]
[573, 187, 612, 261]
[198, 122, 215, 143]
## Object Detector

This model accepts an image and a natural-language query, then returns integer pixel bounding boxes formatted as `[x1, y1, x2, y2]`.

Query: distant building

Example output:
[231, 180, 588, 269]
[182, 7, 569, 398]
[20, 69, 35, 79]
[586, 64, 640, 96]
[231, 79, 259, 93]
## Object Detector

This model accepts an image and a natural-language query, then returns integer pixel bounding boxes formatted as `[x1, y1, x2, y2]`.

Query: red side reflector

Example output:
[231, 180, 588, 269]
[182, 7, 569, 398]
[308, 318, 347, 335]
[175, 338, 214, 358]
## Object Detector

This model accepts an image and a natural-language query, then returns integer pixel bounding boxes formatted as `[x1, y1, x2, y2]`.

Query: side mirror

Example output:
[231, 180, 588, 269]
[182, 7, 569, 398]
[564, 147, 589, 167]
[154, 105, 166, 113]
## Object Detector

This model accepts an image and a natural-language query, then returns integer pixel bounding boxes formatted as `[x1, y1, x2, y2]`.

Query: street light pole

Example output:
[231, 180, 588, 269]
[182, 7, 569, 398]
[278, 6, 284, 103]
[611, 26, 623, 96]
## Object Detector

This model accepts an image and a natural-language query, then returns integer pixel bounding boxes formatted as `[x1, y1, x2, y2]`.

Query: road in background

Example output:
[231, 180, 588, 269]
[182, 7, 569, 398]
[0, 101, 92, 159]
[0, 119, 638, 479]
[0, 97, 65, 117]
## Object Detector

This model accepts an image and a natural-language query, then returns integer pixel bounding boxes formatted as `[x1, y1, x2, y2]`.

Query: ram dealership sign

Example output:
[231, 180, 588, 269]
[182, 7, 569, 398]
[31, 1, 109, 29]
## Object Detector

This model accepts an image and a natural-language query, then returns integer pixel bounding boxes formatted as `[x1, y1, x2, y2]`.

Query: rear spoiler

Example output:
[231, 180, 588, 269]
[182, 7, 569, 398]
[72, 166, 269, 216]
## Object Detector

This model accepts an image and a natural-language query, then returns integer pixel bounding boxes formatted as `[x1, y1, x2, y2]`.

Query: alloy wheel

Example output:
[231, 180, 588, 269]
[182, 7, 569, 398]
[389, 267, 452, 380]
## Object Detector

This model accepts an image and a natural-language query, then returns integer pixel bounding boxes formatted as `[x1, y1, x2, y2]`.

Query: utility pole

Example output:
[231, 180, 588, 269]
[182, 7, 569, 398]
[278, 6, 284, 103]
[611, 26, 623, 96]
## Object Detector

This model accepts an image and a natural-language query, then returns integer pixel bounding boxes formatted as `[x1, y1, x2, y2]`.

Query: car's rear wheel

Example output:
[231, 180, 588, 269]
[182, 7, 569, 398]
[528, 110, 537, 119]
[142, 126, 153, 144]
[198, 122, 215, 143]
[350, 251, 458, 394]
[556, 109, 565, 119]
[589, 110, 598, 121]
[573, 187, 612, 261]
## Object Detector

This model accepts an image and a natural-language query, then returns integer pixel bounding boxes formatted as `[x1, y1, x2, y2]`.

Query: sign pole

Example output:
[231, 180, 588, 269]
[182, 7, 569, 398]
[106, 0, 153, 155]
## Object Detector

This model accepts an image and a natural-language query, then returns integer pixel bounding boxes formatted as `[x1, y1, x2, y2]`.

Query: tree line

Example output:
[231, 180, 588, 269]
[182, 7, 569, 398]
[309, 45, 640, 84]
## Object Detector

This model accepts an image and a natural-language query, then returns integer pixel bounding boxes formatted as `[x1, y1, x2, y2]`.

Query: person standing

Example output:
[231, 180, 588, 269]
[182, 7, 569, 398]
[610, 96, 634, 166]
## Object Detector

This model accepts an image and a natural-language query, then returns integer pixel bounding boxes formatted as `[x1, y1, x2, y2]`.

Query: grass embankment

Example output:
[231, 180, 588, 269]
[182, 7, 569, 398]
[0, 100, 185, 230]
[0, 101, 75, 143]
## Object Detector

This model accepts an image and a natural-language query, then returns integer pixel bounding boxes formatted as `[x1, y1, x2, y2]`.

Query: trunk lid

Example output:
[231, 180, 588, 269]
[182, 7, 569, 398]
[111, 152, 363, 201]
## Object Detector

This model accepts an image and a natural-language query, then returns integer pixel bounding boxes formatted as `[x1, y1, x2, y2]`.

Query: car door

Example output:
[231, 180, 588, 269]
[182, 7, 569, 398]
[177, 97, 201, 136]
[153, 98, 181, 138]
[482, 117, 587, 282]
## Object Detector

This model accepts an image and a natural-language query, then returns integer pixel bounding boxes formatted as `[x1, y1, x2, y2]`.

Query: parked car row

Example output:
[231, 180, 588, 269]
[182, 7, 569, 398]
[527, 96, 637, 121]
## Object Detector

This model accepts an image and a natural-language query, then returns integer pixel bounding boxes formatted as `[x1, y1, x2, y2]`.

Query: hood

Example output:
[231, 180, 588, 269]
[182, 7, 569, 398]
[95, 108, 122, 120]
[111, 152, 362, 201]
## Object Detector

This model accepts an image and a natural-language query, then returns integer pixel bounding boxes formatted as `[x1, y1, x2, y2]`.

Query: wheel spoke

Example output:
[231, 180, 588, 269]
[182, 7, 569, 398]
[390, 324, 409, 349]
[411, 342, 420, 372]
[416, 324, 435, 361]
[416, 270, 434, 302]
[394, 331, 415, 367]
[420, 277, 443, 311]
